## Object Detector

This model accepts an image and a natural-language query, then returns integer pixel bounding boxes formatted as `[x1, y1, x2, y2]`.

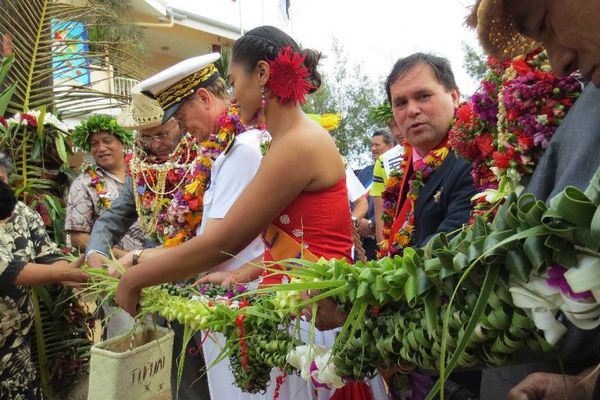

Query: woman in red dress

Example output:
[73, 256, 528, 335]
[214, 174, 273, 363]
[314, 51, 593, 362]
[116, 25, 384, 399]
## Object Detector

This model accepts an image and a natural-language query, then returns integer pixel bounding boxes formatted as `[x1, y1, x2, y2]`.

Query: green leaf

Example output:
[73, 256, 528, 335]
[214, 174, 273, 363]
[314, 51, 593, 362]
[54, 134, 68, 164]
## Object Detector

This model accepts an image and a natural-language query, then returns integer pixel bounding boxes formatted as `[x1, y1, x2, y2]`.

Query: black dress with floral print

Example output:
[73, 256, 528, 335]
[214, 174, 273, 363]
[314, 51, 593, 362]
[0, 202, 62, 400]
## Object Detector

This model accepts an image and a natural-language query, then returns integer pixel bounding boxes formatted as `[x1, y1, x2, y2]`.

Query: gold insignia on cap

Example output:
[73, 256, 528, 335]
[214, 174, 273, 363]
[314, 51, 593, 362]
[156, 64, 218, 110]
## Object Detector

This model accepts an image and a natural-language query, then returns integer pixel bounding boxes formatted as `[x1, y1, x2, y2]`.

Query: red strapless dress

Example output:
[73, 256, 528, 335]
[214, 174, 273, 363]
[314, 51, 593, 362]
[261, 178, 353, 285]
[260, 178, 376, 400]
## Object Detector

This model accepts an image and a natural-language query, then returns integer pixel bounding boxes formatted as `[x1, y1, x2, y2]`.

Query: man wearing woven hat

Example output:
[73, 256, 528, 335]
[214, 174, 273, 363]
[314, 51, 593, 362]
[471, 1, 600, 398]
[85, 87, 201, 267]
[137, 52, 265, 400]
[85, 88, 212, 399]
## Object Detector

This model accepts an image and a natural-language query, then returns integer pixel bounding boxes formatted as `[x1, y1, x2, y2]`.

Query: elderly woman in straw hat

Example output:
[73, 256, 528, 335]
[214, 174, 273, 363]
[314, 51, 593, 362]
[470, 0, 600, 87]
[470, 1, 600, 399]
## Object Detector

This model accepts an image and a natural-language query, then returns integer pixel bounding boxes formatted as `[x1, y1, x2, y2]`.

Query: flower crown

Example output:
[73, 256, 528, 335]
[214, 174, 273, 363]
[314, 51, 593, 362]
[71, 114, 134, 152]
[267, 46, 315, 106]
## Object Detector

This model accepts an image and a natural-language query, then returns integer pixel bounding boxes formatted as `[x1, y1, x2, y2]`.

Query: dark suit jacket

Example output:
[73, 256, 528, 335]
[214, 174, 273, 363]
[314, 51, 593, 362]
[413, 151, 476, 247]
[481, 83, 600, 399]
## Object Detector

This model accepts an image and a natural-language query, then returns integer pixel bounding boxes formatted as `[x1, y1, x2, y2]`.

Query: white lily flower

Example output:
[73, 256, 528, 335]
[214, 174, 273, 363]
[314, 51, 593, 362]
[313, 350, 344, 388]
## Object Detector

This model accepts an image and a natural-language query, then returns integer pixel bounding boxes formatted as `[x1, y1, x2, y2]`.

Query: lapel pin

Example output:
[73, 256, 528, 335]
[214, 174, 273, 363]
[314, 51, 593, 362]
[434, 187, 443, 204]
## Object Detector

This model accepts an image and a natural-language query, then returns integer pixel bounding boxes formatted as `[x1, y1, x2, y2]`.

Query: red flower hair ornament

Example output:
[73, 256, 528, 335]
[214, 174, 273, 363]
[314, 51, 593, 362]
[267, 46, 315, 106]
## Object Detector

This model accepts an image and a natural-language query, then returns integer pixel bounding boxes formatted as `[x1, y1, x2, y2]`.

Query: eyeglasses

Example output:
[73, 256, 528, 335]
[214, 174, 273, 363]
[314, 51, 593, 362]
[139, 122, 179, 145]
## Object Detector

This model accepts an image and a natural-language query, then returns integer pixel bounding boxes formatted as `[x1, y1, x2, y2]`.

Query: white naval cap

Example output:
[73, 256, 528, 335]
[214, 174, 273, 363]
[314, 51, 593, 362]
[139, 52, 221, 123]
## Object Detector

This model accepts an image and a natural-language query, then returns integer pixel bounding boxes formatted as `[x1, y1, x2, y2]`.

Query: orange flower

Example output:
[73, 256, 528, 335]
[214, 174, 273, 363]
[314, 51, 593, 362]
[185, 212, 202, 226]
[394, 233, 410, 247]
[164, 232, 186, 247]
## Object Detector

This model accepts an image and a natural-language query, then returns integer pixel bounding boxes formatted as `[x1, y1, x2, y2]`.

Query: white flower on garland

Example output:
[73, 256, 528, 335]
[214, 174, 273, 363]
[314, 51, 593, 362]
[8, 110, 70, 132]
[313, 350, 345, 388]
[287, 344, 327, 381]
[286, 345, 345, 389]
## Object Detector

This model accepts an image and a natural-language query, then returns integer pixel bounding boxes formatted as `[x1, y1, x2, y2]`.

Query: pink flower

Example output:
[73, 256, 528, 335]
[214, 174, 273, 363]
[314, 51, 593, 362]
[547, 265, 593, 300]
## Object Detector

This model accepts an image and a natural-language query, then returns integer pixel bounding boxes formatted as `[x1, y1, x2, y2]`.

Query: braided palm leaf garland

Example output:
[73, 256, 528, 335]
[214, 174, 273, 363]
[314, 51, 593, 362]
[84, 168, 600, 396]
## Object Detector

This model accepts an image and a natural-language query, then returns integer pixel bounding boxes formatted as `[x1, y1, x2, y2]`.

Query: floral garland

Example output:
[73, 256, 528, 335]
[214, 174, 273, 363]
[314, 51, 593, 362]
[5, 110, 70, 132]
[378, 145, 450, 258]
[448, 49, 582, 221]
[128, 106, 245, 247]
[81, 163, 111, 209]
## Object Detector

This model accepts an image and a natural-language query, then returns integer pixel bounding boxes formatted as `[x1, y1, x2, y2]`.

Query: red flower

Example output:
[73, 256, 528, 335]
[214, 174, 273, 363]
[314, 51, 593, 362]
[493, 148, 516, 169]
[36, 202, 52, 226]
[166, 169, 180, 184]
[512, 58, 531, 76]
[456, 103, 474, 123]
[20, 113, 38, 127]
[267, 46, 314, 106]
[475, 134, 494, 157]
[507, 109, 520, 121]
[0, 116, 6, 127]
[239, 300, 250, 308]
[518, 135, 534, 151]
[188, 198, 199, 211]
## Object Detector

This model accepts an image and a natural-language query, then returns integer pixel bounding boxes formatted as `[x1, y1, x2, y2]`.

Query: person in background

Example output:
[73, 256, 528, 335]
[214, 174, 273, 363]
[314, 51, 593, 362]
[66, 114, 143, 258]
[371, 117, 406, 243]
[355, 130, 395, 259]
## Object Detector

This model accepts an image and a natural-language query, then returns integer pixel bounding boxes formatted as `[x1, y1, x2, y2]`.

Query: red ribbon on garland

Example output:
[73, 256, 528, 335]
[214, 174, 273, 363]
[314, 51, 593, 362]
[236, 314, 248, 369]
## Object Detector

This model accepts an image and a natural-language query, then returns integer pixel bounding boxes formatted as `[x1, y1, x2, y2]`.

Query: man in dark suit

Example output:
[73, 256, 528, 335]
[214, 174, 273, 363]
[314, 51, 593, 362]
[382, 53, 476, 250]
[307, 53, 480, 399]
[381, 53, 479, 397]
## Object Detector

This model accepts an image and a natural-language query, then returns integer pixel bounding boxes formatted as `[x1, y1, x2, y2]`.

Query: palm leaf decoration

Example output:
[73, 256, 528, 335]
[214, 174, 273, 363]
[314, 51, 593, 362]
[31, 285, 95, 399]
[215, 48, 231, 85]
[0, 1, 149, 398]
[0, 55, 18, 115]
[0, 0, 147, 117]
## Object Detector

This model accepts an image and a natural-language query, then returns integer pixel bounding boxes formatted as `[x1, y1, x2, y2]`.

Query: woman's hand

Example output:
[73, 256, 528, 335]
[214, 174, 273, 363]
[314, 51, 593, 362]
[53, 256, 89, 286]
[115, 271, 141, 317]
[194, 271, 235, 288]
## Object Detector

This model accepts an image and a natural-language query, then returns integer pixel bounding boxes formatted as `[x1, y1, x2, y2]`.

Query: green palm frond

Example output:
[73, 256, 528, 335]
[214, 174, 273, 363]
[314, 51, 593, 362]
[31, 285, 94, 398]
[0, 0, 148, 118]
[0, 55, 18, 115]
[215, 48, 231, 85]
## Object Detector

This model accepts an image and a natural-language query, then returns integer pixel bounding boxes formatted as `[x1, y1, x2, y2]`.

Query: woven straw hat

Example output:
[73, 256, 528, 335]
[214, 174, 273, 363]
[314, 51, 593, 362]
[117, 84, 164, 130]
[468, 0, 541, 60]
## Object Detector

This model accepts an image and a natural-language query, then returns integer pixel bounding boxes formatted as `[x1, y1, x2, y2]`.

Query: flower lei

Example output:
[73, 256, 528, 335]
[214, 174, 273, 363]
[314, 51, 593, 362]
[128, 106, 245, 247]
[448, 49, 582, 222]
[81, 163, 111, 209]
[378, 145, 450, 258]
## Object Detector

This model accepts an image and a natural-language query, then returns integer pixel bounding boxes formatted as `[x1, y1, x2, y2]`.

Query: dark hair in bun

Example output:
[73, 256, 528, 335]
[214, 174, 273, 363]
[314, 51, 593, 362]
[232, 25, 321, 92]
